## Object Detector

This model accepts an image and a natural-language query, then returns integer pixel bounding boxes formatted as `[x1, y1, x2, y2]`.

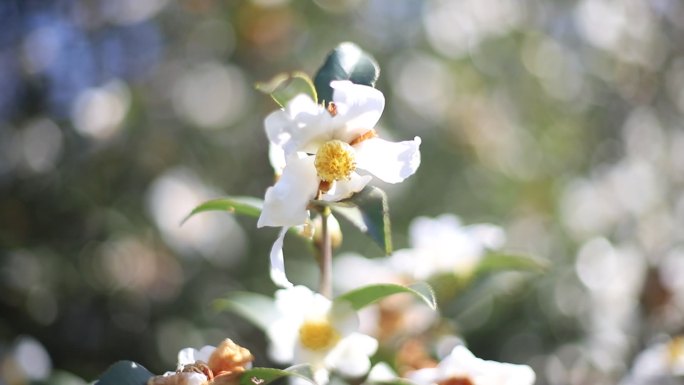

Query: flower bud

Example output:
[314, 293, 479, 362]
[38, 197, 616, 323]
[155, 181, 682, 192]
[313, 213, 342, 250]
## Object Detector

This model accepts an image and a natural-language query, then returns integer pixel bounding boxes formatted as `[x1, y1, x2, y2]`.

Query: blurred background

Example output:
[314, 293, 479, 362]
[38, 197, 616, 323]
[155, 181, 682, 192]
[2, 0, 684, 384]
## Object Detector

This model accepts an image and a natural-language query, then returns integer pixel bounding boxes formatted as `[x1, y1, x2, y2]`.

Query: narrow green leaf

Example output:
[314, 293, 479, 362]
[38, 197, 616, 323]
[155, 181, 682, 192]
[475, 252, 548, 274]
[94, 361, 153, 385]
[181, 196, 263, 225]
[313, 42, 380, 104]
[334, 282, 437, 311]
[213, 292, 279, 332]
[323, 186, 391, 254]
[239, 365, 316, 385]
[256, 72, 317, 108]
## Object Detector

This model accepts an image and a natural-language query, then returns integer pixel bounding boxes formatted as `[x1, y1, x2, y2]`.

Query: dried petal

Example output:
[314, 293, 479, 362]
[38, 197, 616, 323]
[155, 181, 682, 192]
[207, 339, 254, 378]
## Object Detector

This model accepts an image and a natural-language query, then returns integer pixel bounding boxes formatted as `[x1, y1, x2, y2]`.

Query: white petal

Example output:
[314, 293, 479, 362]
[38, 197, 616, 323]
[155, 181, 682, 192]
[325, 333, 378, 377]
[274, 285, 317, 315]
[330, 81, 385, 143]
[258, 155, 319, 228]
[322, 172, 372, 201]
[355, 137, 421, 183]
[269, 227, 293, 288]
[409, 214, 462, 250]
[269, 143, 287, 175]
[197, 345, 216, 363]
[367, 362, 398, 382]
[177, 348, 198, 366]
[466, 224, 506, 250]
[330, 300, 359, 336]
[266, 317, 297, 363]
[407, 367, 441, 385]
[312, 367, 331, 385]
[265, 94, 334, 156]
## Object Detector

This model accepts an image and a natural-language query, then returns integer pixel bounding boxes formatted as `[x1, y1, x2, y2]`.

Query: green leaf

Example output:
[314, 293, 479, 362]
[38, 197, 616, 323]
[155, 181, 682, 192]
[314, 186, 391, 254]
[213, 292, 278, 332]
[334, 282, 437, 310]
[239, 365, 316, 385]
[256, 72, 317, 108]
[94, 361, 154, 385]
[313, 42, 380, 104]
[181, 196, 263, 225]
[475, 252, 548, 274]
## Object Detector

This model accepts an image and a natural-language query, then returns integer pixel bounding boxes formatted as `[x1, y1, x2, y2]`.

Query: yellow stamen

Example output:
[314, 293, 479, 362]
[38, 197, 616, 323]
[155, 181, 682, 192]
[314, 140, 356, 182]
[298, 319, 340, 351]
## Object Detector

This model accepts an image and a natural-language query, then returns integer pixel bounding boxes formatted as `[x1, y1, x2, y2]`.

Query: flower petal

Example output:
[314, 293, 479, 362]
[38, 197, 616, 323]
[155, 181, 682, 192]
[324, 333, 378, 378]
[258, 155, 319, 228]
[269, 227, 293, 288]
[265, 94, 333, 155]
[466, 224, 506, 250]
[330, 300, 359, 336]
[355, 136, 421, 183]
[266, 316, 297, 363]
[367, 363, 398, 383]
[322, 172, 372, 202]
[330, 81, 385, 143]
[269, 143, 286, 175]
[177, 348, 198, 366]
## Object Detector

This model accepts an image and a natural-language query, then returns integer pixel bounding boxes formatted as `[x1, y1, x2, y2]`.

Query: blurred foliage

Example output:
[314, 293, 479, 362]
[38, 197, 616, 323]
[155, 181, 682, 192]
[2, 0, 684, 384]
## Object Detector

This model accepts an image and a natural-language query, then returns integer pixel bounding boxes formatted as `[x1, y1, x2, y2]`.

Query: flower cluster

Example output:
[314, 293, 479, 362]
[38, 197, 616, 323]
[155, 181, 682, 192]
[137, 43, 538, 385]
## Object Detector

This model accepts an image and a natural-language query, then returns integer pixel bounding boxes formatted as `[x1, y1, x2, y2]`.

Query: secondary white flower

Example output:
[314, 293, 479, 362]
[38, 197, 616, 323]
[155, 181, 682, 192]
[389, 214, 505, 280]
[266, 285, 378, 385]
[257, 80, 421, 287]
[620, 336, 684, 385]
[407, 345, 535, 385]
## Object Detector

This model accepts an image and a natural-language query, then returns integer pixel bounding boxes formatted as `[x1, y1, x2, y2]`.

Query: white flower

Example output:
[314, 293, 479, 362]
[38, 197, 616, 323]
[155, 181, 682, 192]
[257, 80, 421, 287]
[620, 336, 684, 385]
[389, 214, 505, 280]
[407, 345, 535, 385]
[266, 285, 378, 385]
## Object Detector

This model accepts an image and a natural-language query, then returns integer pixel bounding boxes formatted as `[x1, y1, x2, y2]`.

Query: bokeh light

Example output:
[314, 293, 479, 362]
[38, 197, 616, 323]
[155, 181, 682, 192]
[2, 1, 684, 384]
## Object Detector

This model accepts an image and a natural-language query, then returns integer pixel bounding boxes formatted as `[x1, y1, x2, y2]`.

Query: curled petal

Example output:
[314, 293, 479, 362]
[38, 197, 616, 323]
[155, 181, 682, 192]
[330, 81, 385, 143]
[322, 173, 372, 202]
[258, 155, 319, 228]
[355, 136, 421, 183]
[269, 227, 293, 288]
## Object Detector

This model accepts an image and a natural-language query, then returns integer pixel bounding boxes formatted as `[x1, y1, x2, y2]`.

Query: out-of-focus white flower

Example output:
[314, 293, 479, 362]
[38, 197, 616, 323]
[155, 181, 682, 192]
[258, 81, 421, 287]
[620, 336, 684, 385]
[148, 339, 254, 385]
[390, 214, 505, 280]
[333, 253, 437, 340]
[407, 345, 535, 385]
[266, 285, 378, 385]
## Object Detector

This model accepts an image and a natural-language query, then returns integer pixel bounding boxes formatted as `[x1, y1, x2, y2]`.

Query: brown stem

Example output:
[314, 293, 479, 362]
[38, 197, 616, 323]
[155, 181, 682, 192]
[318, 206, 333, 298]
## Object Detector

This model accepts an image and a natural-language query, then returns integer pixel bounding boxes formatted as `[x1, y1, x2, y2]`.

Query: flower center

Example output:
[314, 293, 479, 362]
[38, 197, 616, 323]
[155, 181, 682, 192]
[314, 140, 356, 182]
[298, 319, 340, 351]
